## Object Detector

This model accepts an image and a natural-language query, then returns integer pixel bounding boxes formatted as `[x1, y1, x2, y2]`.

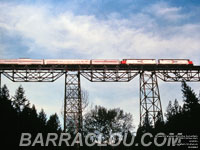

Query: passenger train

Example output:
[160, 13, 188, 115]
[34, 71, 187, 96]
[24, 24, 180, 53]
[0, 59, 193, 65]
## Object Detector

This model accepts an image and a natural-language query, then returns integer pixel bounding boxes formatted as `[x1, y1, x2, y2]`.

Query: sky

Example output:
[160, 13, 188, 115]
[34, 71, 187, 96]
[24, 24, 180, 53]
[0, 0, 200, 130]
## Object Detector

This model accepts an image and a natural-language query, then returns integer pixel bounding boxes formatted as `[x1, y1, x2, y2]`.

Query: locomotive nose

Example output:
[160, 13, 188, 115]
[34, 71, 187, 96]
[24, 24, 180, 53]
[189, 61, 193, 65]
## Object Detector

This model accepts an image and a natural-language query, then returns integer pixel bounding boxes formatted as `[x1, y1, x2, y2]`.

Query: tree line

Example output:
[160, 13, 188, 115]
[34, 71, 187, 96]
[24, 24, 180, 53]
[0, 81, 199, 149]
[0, 85, 61, 149]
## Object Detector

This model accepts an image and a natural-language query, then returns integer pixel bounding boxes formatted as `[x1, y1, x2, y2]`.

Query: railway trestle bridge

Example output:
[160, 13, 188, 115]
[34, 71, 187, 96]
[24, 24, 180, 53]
[1, 64, 200, 132]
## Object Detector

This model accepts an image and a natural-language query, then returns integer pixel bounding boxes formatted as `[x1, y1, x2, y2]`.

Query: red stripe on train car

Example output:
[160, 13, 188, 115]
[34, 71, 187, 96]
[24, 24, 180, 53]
[189, 61, 193, 65]
[121, 60, 126, 64]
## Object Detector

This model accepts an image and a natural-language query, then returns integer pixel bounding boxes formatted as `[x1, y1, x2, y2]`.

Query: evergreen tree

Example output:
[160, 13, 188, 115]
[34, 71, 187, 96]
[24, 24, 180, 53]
[181, 81, 199, 111]
[165, 100, 173, 121]
[0, 85, 12, 115]
[29, 105, 39, 132]
[0, 84, 10, 100]
[165, 99, 182, 122]
[0, 85, 64, 149]
[12, 85, 30, 112]
[137, 112, 153, 135]
[135, 112, 154, 149]
[19, 104, 33, 132]
[0, 85, 18, 147]
[38, 109, 47, 126]
[164, 82, 200, 134]
[173, 99, 181, 115]
[143, 112, 153, 130]
[154, 111, 164, 130]
[47, 113, 61, 133]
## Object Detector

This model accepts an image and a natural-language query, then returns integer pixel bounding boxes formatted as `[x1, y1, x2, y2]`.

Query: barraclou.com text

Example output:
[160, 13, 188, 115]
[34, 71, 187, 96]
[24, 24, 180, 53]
[19, 132, 182, 147]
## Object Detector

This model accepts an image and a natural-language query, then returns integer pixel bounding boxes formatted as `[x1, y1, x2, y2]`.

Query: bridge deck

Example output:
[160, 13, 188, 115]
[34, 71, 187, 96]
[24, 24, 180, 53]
[1, 64, 200, 71]
[1, 64, 200, 82]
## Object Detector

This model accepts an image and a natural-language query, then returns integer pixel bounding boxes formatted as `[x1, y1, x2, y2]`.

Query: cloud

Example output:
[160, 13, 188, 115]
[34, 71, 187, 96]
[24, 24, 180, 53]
[0, 43, 6, 57]
[1, 1, 200, 128]
[0, 2, 200, 60]
[146, 2, 188, 21]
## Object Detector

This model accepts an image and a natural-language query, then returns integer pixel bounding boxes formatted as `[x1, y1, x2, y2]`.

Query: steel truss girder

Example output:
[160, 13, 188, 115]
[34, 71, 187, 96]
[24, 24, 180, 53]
[64, 72, 82, 133]
[156, 70, 200, 82]
[81, 70, 139, 82]
[1, 70, 64, 82]
[1, 66, 200, 131]
[140, 71, 163, 127]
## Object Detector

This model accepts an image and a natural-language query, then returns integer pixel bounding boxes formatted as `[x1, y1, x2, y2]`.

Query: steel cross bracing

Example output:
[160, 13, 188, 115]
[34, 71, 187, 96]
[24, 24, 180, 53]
[1, 64, 200, 130]
[140, 71, 163, 126]
[156, 69, 200, 82]
[81, 70, 139, 82]
[64, 72, 82, 133]
[0, 70, 64, 82]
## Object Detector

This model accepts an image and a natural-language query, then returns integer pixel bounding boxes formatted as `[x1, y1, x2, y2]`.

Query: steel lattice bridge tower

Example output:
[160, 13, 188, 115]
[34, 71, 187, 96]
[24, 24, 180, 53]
[1, 63, 200, 132]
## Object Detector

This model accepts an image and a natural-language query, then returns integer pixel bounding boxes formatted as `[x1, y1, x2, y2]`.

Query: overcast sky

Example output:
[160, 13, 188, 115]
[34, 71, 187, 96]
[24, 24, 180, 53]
[0, 0, 200, 129]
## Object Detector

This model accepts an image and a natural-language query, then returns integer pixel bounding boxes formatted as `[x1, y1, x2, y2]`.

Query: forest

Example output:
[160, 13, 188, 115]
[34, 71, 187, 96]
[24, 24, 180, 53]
[0, 81, 199, 149]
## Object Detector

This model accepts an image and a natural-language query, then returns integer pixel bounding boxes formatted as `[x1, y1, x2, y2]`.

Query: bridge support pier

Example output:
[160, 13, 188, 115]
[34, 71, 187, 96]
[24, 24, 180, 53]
[64, 71, 82, 133]
[139, 71, 163, 127]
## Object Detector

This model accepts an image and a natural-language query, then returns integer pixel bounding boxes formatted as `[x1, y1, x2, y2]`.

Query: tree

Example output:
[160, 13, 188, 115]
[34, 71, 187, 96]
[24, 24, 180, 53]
[30, 105, 38, 118]
[136, 112, 153, 136]
[165, 99, 182, 121]
[181, 81, 199, 111]
[1, 85, 64, 149]
[173, 99, 181, 115]
[0, 85, 18, 147]
[38, 109, 47, 127]
[12, 85, 30, 112]
[165, 101, 173, 121]
[0, 84, 10, 101]
[143, 112, 153, 129]
[19, 105, 37, 133]
[154, 111, 164, 130]
[29, 105, 40, 132]
[0, 85, 12, 114]
[0, 85, 15, 118]
[83, 105, 134, 143]
[164, 82, 200, 134]
[47, 113, 61, 133]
